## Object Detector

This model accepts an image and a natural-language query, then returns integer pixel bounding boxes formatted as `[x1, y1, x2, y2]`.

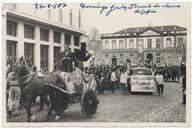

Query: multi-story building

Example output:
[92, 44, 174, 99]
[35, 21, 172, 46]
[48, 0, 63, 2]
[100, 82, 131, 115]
[100, 25, 186, 67]
[3, 3, 87, 71]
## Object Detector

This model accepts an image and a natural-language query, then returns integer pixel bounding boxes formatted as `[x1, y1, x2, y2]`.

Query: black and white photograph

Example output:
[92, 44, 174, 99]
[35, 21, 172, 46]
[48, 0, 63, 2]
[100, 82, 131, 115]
[1, 1, 191, 127]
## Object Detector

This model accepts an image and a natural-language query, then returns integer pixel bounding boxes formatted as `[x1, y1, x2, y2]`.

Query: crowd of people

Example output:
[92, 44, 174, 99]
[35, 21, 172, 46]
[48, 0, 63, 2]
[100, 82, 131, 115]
[85, 63, 186, 96]
[156, 65, 184, 82]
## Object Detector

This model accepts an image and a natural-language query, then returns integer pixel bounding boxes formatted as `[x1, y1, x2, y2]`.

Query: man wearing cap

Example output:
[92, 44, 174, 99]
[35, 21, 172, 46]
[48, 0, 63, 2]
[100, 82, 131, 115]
[59, 44, 74, 87]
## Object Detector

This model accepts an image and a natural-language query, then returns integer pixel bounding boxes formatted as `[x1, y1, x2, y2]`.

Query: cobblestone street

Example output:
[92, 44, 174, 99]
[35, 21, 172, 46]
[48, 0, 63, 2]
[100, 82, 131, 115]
[7, 82, 186, 122]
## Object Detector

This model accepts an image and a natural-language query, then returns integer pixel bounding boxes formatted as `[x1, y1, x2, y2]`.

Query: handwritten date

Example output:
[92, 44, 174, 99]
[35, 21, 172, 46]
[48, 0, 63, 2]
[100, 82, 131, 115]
[35, 3, 67, 9]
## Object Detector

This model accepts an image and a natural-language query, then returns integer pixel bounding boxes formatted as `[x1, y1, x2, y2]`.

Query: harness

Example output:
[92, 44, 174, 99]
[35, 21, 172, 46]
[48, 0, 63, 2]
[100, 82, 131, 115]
[21, 73, 35, 85]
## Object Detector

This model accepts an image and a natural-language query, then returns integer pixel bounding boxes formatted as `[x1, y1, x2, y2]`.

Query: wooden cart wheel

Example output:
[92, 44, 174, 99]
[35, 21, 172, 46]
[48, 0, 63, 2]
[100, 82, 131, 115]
[81, 89, 99, 117]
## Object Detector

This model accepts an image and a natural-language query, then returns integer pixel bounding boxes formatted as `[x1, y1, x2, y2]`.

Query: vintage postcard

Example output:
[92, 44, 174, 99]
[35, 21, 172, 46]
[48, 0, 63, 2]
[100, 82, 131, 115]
[1, 1, 191, 127]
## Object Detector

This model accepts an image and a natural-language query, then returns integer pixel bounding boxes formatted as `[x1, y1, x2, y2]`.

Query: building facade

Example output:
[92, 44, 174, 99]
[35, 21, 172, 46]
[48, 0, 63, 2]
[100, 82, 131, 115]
[101, 25, 186, 67]
[3, 3, 87, 71]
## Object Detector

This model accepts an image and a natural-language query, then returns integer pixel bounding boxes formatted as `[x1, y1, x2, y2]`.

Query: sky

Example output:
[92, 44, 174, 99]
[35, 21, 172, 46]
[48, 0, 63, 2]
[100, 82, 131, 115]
[81, 2, 190, 34]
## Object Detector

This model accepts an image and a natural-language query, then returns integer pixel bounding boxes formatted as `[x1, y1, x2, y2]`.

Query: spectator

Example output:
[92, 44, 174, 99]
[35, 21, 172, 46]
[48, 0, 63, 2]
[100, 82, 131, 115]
[7, 72, 21, 116]
[155, 71, 164, 96]
[120, 68, 129, 95]
[6, 60, 13, 78]
[110, 68, 117, 93]
[116, 69, 121, 89]
[181, 64, 186, 105]
[182, 74, 186, 105]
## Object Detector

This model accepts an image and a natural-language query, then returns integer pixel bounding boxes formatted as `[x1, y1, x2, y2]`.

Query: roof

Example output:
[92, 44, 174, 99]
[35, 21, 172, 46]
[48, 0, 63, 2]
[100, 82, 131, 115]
[107, 25, 186, 35]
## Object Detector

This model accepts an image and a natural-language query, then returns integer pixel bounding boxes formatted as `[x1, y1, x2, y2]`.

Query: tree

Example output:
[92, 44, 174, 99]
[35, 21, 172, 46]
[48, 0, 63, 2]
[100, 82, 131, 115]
[88, 28, 102, 65]
[89, 28, 101, 42]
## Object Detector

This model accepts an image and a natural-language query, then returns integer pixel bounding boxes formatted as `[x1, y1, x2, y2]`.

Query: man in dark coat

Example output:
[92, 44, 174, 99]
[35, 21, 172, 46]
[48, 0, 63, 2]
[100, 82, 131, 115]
[74, 42, 92, 70]
[59, 44, 74, 86]
[181, 64, 186, 105]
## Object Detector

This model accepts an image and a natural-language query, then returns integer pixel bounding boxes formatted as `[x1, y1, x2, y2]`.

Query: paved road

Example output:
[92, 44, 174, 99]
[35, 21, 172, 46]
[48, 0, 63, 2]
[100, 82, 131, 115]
[7, 82, 185, 122]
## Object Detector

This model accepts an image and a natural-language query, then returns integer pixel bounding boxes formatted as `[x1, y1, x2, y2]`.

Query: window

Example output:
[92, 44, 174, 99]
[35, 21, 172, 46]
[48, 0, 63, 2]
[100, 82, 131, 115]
[178, 37, 183, 47]
[24, 42, 34, 66]
[74, 36, 80, 46]
[69, 9, 73, 26]
[7, 20, 17, 36]
[6, 40, 17, 64]
[54, 46, 61, 69]
[156, 38, 161, 48]
[65, 34, 71, 45]
[112, 40, 116, 49]
[130, 53, 133, 57]
[156, 53, 160, 64]
[105, 40, 109, 49]
[119, 40, 124, 49]
[129, 39, 134, 48]
[137, 39, 143, 43]
[105, 54, 109, 57]
[40, 28, 49, 41]
[53, 31, 61, 43]
[24, 24, 35, 39]
[147, 39, 152, 48]
[40, 45, 49, 69]
[78, 9, 81, 28]
[166, 38, 172, 47]
[120, 53, 123, 57]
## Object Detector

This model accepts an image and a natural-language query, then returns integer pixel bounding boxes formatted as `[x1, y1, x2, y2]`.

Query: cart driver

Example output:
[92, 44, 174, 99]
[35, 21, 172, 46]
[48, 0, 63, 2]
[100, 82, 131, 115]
[59, 43, 74, 87]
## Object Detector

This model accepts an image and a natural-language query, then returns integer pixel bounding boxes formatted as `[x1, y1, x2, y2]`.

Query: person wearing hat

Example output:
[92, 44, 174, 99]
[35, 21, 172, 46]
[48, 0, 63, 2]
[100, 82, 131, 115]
[59, 43, 74, 87]
[74, 42, 92, 70]
[73, 42, 92, 93]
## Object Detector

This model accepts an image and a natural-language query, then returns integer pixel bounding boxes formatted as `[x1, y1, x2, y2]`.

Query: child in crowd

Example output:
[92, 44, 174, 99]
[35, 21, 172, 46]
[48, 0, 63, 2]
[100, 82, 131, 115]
[120, 68, 129, 95]
[155, 71, 164, 96]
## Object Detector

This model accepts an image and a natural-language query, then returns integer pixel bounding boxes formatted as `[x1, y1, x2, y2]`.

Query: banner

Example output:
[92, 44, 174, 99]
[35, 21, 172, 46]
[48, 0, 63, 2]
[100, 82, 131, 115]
[131, 75, 156, 92]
